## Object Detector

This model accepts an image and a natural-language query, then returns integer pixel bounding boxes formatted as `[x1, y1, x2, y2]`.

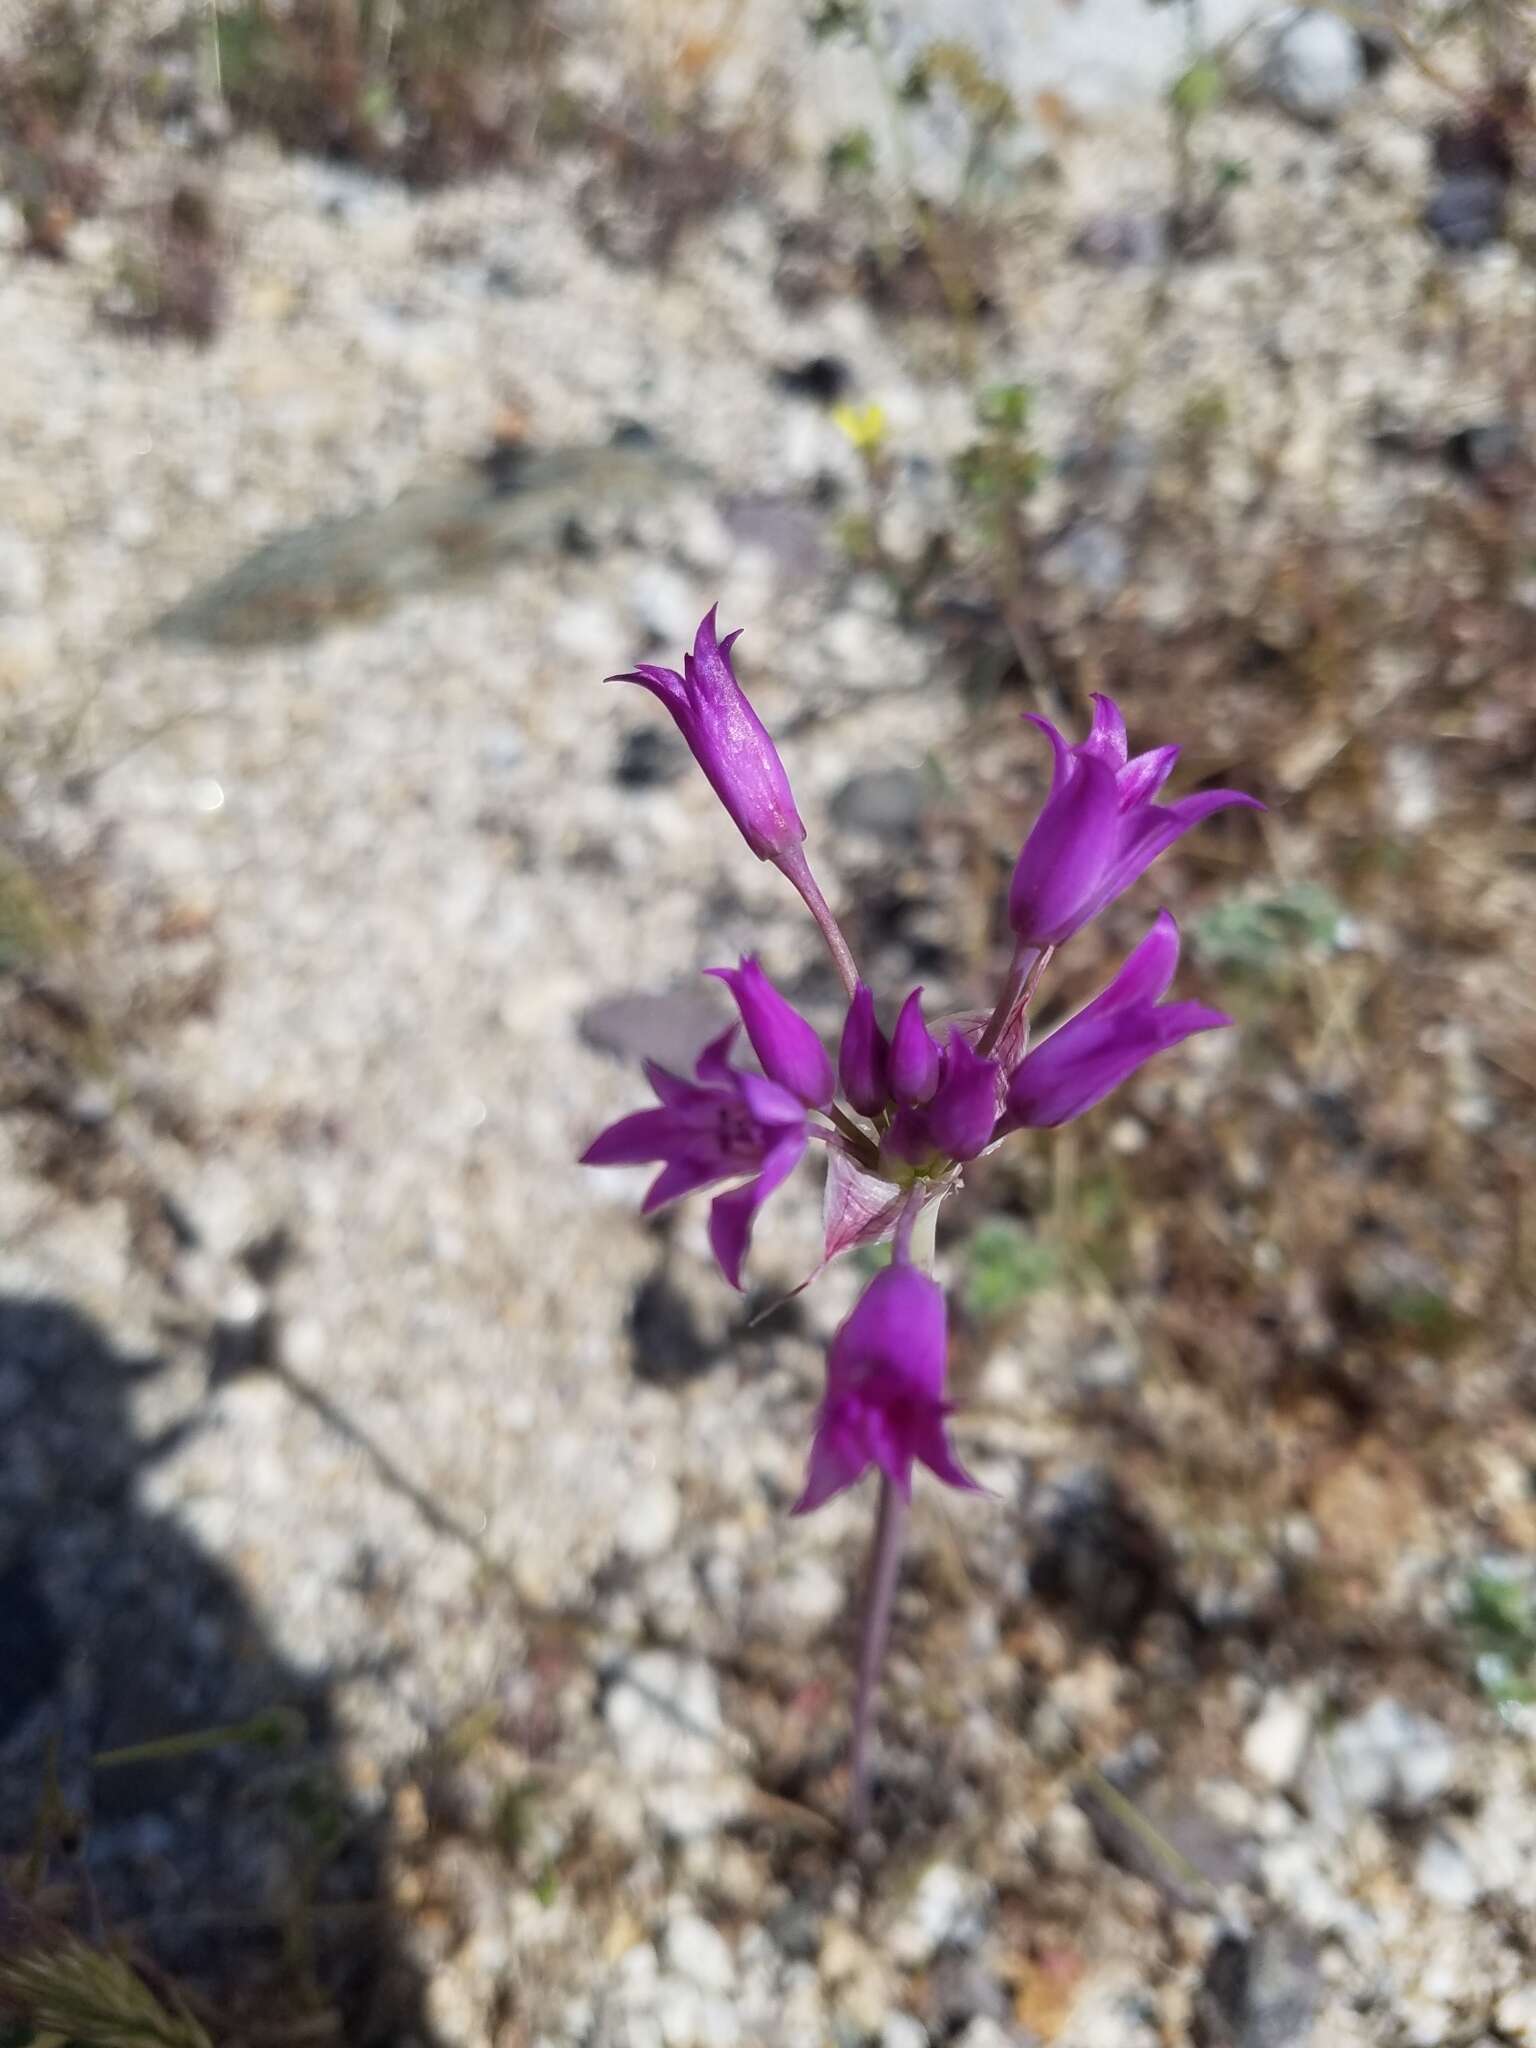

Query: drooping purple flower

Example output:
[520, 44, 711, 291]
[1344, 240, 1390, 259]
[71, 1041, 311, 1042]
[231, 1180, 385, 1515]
[708, 956, 834, 1108]
[888, 988, 941, 1105]
[839, 981, 889, 1118]
[1002, 911, 1229, 1130]
[884, 1029, 1002, 1168]
[611, 608, 806, 864]
[793, 1262, 978, 1513]
[581, 1026, 807, 1288]
[1008, 695, 1262, 949]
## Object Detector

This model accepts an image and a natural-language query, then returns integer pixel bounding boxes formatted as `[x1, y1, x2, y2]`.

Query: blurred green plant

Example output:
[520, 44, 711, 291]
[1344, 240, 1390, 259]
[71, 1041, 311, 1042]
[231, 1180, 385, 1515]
[962, 1217, 1059, 1318]
[0, 1937, 211, 2048]
[1461, 1566, 1536, 1711]
[953, 383, 1044, 543]
[1191, 882, 1345, 974]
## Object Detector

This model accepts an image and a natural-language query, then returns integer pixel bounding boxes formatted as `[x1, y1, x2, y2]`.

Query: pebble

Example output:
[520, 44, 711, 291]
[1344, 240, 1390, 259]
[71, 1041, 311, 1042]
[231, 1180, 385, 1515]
[829, 767, 927, 841]
[615, 1477, 682, 1562]
[1424, 172, 1506, 252]
[1306, 1697, 1456, 1822]
[629, 562, 700, 645]
[888, 1862, 991, 1968]
[0, 529, 44, 612]
[1414, 1830, 1480, 1910]
[881, 2019, 931, 2048]
[663, 1911, 736, 1992]
[1263, 11, 1366, 123]
[1243, 1688, 1315, 1789]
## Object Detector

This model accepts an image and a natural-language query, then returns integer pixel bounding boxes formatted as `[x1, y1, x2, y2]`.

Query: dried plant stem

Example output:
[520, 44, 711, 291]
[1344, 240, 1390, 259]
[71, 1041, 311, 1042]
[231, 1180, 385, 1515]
[777, 847, 860, 1000]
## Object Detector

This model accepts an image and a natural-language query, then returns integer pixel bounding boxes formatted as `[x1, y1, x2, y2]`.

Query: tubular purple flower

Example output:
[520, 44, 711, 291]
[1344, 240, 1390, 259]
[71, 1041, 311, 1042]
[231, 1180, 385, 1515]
[610, 607, 807, 864]
[793, 1263, 978, 1514]
[581, 1026, 808, 1289]
[888, 988, 941, 1105]
[839, 982, 889, 1118]
[1008, 695, 1263, 949]
[1002, 911, 1230, 1131]
[708, 956, 834, 1108]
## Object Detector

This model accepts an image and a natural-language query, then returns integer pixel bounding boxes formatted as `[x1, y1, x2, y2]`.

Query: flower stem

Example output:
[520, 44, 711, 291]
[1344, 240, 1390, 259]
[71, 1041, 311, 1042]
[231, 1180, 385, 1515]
[776, 845, 861, 1001]
[976, 942, 1053, 1060]
[847, 1473, 907, 1834]
[846, 1195, 937, 1834]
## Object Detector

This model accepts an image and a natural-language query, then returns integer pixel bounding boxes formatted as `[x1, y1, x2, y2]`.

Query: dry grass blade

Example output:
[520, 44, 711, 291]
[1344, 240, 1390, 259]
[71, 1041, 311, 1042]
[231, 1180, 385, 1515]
[0, 1937, 212, 2048]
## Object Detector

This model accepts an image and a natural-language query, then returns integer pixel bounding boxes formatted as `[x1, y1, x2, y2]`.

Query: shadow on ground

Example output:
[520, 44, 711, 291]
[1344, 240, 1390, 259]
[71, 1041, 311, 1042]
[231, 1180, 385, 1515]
[0, 1294, 438, 2044]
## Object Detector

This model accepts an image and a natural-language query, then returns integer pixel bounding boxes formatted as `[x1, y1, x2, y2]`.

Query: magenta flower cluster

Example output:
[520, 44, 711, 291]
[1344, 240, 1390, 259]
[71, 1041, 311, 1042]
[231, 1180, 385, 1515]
[584, 609, 1260, 1515]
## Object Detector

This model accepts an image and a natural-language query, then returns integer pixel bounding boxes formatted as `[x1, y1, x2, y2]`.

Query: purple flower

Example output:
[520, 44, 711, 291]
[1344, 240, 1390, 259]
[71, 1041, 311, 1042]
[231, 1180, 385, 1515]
[1008, 695, 1262, 949]
[793, 1263, 978, 1513]
[1002, 911, 1229, 1130]
[888, 988, 941, 1105]
[839, 982, 889, 1118]
[708, 956, 834, 1108]
[611, 608, 806, 864]
[885, 1029, 1002, 1168]
[581, 1027, 807, 1288]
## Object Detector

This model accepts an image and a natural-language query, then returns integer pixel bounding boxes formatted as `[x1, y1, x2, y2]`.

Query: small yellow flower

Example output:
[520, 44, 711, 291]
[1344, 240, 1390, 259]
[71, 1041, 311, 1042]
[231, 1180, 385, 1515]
[832, 401, 888, 455]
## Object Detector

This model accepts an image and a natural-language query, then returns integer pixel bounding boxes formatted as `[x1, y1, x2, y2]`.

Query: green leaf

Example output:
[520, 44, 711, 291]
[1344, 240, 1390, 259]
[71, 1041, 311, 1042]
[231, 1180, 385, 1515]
[1170, 56, 1223, 121]
[1190, 883, 1345, 973]
[962, 1219, 1059, 1319]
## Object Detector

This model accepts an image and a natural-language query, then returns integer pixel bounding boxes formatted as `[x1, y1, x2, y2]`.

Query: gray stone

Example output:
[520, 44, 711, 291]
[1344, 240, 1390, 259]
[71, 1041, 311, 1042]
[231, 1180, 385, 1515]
[888, 1861, 991, 1967]
[1242, 1689, 1315, 1790]
[1196, 1920, 1322, 2048]
[1307, 1697, 1456, 1823]
[579, 986, 731, 1072]
[1262, 11, 1365, 123]
[830, 767, 927, 841]
[1424, 173, 1506, 252]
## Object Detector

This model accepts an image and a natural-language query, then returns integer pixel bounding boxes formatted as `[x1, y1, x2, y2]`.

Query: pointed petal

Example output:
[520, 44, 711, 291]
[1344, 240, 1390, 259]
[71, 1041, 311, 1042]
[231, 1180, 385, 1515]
[1087, 788, 1266, 925]
[889, 987, 942, 1105]
[642, 1059, 698, 1108]
[735, 1070, 810, 1128]
[911, 1407, 983, 1495]
[838, 981, 889, 1117]
[708, 957, 834, 1107]
[1083, 693, 1128, 770]
[1008, 742, 1121, 949]
[692, 1024, 742, 1088]
[791, 1408, 871, 1514]
[641, 1157, 728, 1213]
[608, 663, 687, 714]
[925, 1030, 1003, 1163]
[707, 1130, 806, 1289]
[1117, 743, 1180, 809]
[581, 1105, 692, 1167]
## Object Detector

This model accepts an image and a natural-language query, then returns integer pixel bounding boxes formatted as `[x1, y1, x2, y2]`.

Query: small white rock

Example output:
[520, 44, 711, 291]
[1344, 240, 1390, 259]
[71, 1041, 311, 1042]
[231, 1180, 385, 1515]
[882, 2017, 931, 2048]
[664, 1911, 736, 1992]
[888, 1862, 991, 1968]
[1415, 1830, 1481, 1910]
[629, 562, 699, 645]
[1243, 1688, 1315, 1789]
[617, 1476, 681, 1561]
[1263, 10, 1365, 122]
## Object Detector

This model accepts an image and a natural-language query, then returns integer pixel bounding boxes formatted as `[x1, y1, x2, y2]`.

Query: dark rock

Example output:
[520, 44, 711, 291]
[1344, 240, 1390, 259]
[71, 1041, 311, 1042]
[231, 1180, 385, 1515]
[773, 355, 852, 404]
[1444, 420, 1524, 492]
[578, 985, 730, 1073]
[830, 767, 927, 841]
[1194, 1920, 1322, 2048]
[1423, 172, 1506, 251]
[208, 1307, 278, 1387]
[629, 1270, 723, 1385]
[0, 1548, 62, 1741]
[1029, 1471, 1178, 1646]
[615, 725, 687, 790]
[929, 1950, 1012, 2031]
